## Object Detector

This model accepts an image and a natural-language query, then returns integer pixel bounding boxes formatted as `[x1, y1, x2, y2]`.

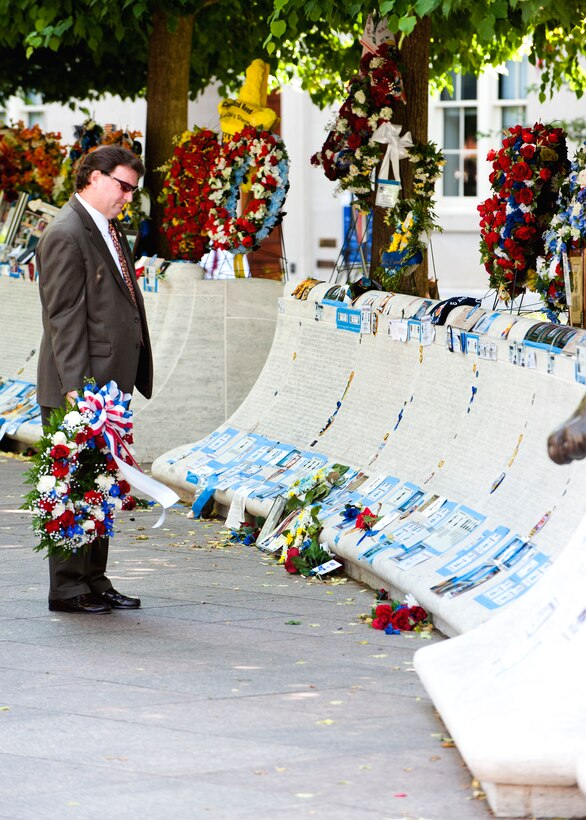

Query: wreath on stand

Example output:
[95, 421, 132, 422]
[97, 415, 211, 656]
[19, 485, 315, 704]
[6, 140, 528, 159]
[159, 128, 222, 262]
[478, 122, 568, 302]
[536, 142, 586, 320]
[311, 40, 406, 212]
[205, 125, 290, 253]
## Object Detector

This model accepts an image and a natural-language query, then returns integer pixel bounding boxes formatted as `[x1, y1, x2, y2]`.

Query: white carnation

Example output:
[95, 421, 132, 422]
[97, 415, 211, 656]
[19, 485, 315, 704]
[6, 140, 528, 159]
[52, 502, 66, 518]
[37, 475, 56, 493]
[63, 411, 82, 427]
[95, 474, 115, 490]
[51, 431, 67, 445]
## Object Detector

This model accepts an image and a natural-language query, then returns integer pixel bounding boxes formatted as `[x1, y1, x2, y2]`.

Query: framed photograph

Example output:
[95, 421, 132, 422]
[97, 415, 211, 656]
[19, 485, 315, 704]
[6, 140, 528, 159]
[255, 495, 288, 550]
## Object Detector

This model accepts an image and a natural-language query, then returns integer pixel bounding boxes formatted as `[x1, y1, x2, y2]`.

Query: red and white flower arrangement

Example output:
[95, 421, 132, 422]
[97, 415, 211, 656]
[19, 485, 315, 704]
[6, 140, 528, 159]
[158, 128, 222, 262]
[24, 381, 138, 559]
[205, 125, 290, 254]
[360, 592, 431, 634]
[478, 122, 568, 300]
[311, 41, 406, 211]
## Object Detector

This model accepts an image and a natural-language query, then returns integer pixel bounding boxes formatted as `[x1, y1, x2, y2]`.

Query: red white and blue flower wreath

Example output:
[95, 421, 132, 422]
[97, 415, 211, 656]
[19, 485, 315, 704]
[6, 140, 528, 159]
[24, 381, 177, 559]
[205, 125, 289, 254]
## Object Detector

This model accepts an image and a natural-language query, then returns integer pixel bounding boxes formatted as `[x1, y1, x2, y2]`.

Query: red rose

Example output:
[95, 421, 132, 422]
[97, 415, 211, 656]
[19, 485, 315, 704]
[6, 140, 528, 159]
[371, 617, 389, 630]
[39, 498, 56, 512]
[347, 133, 362, 151]
[94, 434, 107, 450]
[389, 608, 412, 631]
[242, 236, 254, 248]
[540, 168, 552, 181]
[510, 161, 533, 181]
[106, 458, 118, 473]
[118, 480, 131, 495]
[84, 490, 102, 505]
[409, 606, 428, 624]
[374, 604, 393, 621]
[515, 225, 535, 241]
[59, 510, 75, 529]
[49, 444, 69, 459]
[122, 496, 137, 511]
[516, 187, 534, 205]
[45, 520, 60, 533]
[51, 461, 69, 479]
[519, 143, 536, 159]
[75, 430, 90, 444]
[284, 547, 301, 573]
[356, 508, 378, 530]
[95, 520, 106, 536]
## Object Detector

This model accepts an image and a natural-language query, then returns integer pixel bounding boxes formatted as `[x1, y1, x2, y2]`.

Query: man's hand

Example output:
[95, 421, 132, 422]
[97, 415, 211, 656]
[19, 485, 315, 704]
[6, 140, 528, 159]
[65, 390, 78, 407]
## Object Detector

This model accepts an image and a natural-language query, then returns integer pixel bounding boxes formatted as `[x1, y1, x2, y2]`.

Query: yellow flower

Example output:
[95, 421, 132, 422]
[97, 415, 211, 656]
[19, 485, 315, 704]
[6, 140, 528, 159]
[285, 532, 294, 546]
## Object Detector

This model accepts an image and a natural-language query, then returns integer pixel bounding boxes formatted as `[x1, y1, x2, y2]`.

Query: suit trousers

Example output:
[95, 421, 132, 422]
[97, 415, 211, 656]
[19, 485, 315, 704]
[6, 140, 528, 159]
[40, 406, 112, 600]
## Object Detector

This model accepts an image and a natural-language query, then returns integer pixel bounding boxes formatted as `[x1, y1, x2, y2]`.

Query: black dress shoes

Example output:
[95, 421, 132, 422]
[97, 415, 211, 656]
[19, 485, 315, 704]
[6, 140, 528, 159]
[99, 588, 141, 609]
[48, 593, 111, 614]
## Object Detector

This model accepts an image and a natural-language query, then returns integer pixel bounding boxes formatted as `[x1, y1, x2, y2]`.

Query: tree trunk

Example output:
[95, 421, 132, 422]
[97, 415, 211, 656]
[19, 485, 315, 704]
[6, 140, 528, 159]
[370, 16, 438, 298]
[145, 10, 194, 257]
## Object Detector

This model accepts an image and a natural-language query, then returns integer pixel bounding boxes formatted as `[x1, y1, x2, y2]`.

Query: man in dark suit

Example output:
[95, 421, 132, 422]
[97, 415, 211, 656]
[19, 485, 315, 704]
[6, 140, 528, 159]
[36, 145, 153, 614]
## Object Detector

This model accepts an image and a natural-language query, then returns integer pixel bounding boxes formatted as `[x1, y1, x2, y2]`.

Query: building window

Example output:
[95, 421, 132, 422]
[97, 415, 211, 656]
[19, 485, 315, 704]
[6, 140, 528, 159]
[498, 59, 528, 130]
[439, 72, 478, 197]
[27, 111, 45, 128]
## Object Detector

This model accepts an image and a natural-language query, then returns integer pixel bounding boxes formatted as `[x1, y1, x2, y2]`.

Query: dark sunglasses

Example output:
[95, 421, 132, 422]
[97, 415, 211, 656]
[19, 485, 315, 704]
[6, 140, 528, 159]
[101, 171, 139, 194]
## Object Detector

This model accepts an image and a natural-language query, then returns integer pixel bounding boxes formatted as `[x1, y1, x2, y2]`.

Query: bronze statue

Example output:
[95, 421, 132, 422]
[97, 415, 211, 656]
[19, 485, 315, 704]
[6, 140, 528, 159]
[548, 395, 586, 464]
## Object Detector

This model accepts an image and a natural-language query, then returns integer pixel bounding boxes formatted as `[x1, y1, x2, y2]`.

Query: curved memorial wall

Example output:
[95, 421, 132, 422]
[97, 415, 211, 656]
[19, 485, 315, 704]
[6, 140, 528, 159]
[152, 279, 586, 818]
[154, 280, 586, 635]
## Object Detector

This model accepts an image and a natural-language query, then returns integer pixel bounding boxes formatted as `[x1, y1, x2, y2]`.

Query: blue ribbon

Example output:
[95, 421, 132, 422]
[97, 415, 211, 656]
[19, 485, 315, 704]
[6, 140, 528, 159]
[356, 529, 381, 546]
[191, 477, 218, 518]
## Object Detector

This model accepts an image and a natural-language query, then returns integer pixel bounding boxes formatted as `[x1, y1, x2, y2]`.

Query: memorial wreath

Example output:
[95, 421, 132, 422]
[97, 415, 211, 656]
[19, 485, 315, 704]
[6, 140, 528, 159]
[205, 125, 290, 254]
[535, 142, 586, 320]
[24, 381, 138, 559]
[478, 122, 568, 300]
[159, 128, 222, 262]
[311, 40, 406, 211]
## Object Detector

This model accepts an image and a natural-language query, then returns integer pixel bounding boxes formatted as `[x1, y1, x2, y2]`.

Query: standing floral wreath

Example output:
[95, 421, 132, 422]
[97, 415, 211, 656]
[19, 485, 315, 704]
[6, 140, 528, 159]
[0, 121, 65, 203]
[311, 41, 406, 211]
[375, 142, 445, 287]
[23, 382, 139, 559]
[478, 122, 568, 301]
[205, 125, 290, 254]
[159, 128, 222, 262]
[535, 143, 586, 320]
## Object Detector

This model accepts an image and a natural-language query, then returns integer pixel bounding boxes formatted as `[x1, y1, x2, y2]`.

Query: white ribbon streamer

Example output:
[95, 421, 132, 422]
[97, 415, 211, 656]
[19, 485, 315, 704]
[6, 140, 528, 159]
[102, 431, 179, 528]
[372, 122, 414, 184]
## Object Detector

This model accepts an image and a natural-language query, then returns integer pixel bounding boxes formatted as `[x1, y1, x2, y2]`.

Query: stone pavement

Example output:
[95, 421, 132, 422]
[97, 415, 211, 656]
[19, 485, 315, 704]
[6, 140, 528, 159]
[0, 453, 512, 820]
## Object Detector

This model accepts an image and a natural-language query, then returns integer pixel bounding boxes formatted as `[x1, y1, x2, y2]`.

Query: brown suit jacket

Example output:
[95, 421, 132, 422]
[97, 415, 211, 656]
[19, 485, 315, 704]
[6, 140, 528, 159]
[36, 195, 153, 407]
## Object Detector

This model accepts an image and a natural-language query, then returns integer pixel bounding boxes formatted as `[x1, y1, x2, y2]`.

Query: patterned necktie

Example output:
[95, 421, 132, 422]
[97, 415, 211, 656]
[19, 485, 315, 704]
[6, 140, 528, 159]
[108, 221, 137, 305]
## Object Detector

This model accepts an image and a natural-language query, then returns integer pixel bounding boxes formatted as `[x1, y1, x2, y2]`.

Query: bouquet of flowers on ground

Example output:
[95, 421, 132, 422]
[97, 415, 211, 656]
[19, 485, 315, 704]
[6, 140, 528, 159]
[478, 122, 568, 300]
[23, 381, 138, 559]
[360, 591, 431, 634]
[535, 142, 586, 320]
[279, 506, 333, 576]
[266, 463, 350, 575]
